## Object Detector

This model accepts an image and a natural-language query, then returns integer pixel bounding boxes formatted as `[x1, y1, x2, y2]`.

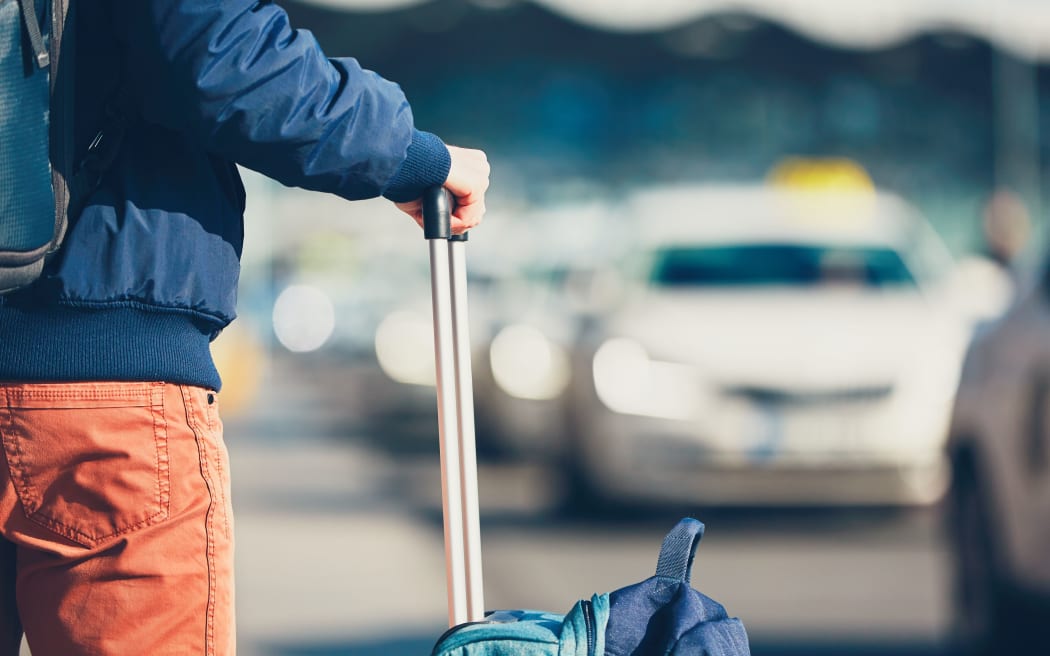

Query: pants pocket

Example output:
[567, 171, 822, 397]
[0, 383, 170, 548]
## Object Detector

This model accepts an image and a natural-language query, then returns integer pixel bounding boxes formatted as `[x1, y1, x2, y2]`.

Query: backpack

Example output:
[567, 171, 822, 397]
[431, 518, 751, 656]
[0, 0, 75, 293]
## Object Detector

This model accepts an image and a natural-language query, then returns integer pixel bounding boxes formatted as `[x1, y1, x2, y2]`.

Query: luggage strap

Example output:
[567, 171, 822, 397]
[655, 518, 705, 584]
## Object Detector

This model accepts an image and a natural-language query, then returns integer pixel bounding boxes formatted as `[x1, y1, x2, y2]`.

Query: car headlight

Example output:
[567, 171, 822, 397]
[374, 310, 435, 386]
[490, 324, 570, 401]
[272, 284, 335, 353]
[592, 337, 705, 420]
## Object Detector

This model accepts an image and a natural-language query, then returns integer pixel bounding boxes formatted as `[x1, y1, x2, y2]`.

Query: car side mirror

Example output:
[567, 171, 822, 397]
[940, 255, 1014, 323]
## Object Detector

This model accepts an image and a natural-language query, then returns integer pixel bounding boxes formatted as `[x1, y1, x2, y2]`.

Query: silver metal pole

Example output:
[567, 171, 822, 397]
[429, 239, 468, 627]
[448, 239, 485, 622]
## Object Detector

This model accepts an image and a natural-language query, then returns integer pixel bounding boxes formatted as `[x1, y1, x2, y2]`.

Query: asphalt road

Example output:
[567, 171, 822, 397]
[224, 352, 958, 656]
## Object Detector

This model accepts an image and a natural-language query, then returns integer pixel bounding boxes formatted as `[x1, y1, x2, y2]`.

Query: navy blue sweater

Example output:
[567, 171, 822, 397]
[0, 0, 451, 390]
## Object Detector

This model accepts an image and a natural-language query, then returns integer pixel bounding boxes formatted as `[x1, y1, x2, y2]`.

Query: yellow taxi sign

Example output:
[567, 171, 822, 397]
[768, 157, 875, 193]
[768, 158, 879, 230]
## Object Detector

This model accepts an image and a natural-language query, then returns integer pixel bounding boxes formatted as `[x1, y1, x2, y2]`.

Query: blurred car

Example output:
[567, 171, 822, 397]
[945, 271, 1050, 652]
[467, 199, 632, 459]
[563, 183, 976, 507]
[472, 263, 602, 458]
[361, 278, 499, 443]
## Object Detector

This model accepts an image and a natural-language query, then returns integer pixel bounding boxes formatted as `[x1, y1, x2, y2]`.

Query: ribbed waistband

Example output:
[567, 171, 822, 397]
[0, 306, 221, 391]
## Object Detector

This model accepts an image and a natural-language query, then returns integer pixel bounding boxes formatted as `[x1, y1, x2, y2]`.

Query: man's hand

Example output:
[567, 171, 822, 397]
[396, 146, 489, 234]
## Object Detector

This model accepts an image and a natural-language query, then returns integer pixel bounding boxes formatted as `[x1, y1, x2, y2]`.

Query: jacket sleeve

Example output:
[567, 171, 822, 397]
[119, 0, 450, 202]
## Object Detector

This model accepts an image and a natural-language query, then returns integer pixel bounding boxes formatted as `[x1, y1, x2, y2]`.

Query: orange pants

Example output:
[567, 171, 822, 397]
[0, 382, 235, 655]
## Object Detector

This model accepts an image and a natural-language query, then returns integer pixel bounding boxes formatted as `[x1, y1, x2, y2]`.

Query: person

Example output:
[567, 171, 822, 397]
[0, 1, 488, 654]
[981, 187, 1031, 273]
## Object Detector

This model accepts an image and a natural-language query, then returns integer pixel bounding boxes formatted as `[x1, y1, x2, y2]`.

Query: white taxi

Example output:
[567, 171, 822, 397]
[563, 181, 975, 507]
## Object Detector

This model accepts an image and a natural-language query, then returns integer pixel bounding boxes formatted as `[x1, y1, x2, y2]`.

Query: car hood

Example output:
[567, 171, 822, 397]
[604, 288, 969, 390]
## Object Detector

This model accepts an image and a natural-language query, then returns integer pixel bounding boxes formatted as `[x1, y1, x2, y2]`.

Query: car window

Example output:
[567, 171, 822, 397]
[649, 244, 917, 288]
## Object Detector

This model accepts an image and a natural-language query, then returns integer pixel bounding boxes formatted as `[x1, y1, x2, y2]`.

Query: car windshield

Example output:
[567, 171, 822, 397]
[650, 244, 917, 288]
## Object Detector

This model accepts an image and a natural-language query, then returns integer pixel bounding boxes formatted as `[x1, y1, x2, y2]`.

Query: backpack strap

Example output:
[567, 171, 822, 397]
[17, 0, 49, 68]
[655, 518, 705, 584]
[49, 0, 74, 253]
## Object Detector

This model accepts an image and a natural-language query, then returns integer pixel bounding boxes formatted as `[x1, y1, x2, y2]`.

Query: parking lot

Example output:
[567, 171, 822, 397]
[226, 351, 955, 656]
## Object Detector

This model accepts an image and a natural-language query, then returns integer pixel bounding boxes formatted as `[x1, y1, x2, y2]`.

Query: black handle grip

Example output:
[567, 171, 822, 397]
[423, 186, 451, 240]
[422, 186, 470, 241]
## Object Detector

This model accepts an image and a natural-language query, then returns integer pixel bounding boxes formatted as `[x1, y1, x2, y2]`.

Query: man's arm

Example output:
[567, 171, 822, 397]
[119, 0, 453, 204]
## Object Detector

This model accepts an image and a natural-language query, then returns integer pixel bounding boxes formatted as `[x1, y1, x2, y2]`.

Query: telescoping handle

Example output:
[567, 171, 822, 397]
[423, 186, 485, 628]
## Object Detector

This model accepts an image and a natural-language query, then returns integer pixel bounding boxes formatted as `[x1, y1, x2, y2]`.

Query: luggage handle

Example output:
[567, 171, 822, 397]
[424, 186, 485, 628]
[655, 518, 705, 584]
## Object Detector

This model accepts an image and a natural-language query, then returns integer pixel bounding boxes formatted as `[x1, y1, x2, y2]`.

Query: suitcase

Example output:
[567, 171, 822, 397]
[421, 187, 752, 655]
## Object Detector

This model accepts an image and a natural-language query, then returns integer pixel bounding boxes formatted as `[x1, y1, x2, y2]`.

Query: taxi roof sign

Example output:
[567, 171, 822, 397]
[768, 158, 875, 193]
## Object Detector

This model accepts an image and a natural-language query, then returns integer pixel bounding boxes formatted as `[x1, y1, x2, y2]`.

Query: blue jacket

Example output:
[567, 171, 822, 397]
[0, 0, 451, 390]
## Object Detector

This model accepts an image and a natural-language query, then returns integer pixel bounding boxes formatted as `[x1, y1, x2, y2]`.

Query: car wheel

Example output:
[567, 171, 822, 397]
[949, 459, 999, 654]
[555, 412, 604, 517]
[948, 455, 1044, 654]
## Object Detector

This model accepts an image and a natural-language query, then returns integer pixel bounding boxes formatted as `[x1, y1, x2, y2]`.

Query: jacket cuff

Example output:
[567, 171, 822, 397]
[381, 130, 452, 203]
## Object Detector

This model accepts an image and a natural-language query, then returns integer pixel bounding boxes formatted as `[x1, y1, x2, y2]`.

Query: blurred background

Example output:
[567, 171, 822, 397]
[213, 1, 1050, 654]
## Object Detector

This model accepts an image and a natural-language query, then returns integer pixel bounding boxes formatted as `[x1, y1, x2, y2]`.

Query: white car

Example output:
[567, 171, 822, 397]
[563, 184, 976, 507]
[946, 275, 1050, 652]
